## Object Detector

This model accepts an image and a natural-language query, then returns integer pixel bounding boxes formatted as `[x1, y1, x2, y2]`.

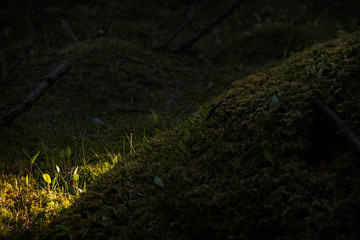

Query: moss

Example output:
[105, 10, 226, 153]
[2, 0, 360, 238]
[0, 173, 75, 239]
[0, 36, 212, 171]
[34, 31, 360, 240]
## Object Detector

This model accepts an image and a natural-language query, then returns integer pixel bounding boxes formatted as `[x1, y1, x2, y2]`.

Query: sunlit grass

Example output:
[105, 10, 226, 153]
[0, 126, 154, 239]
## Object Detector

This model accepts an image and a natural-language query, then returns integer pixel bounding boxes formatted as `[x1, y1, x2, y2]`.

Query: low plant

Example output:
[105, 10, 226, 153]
[0, 128, 152, 239]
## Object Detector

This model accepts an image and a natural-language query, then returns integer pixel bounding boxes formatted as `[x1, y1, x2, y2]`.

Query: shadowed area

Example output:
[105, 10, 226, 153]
[36, 31, 360, 240]
[1, 0, 360, 239]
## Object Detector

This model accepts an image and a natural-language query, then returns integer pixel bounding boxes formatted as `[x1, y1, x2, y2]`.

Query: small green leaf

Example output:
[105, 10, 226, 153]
[283, 48, 288, 57]
[66, 146, 71, 158]
[59, 149, 65, 159]
[313, 16, 321, 28]
[68, 184, 76, 195]
[188, 112, 198, 120]
[317, 68, 324, 77]
[26, 175, 29, 185]
[253, 13, 261, 22]
[73, 166, 78, 175]
[112, 155, 118, 164]
[337, 29, 345, 36]
[104, 162, 111, 169]
[115, 182, 122, 191]
[73, 173, 79, 181]
[264, 150, 273, 163]
[154, 176, 164, 188]
[151, 109, 158, 124]
[31, 151, 40, 164]
[55, 225, 70, 231]
[154, 128, 162, 135]
[269, 95, 280, 110]
[42, 173, 51, 184]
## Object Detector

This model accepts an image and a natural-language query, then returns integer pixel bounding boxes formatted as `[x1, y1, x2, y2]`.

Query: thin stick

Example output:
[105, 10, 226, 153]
[157, 0, 208, 50]
[206, 94, 234, 121]
[81, 211, 104, 240]
[172, 0, 243, 53]
[61, 19, 78, 43]
[312, 97, 360, 153]
[4, 54, 26, 82]
[0, 60, 72, 127]
[70, 109, 82, 138]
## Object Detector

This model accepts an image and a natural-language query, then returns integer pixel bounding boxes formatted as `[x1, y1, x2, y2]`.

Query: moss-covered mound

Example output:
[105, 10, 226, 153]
[0, 37, 205, 120]
[35, 31, 360, 239]
[0, 37, 216, 169]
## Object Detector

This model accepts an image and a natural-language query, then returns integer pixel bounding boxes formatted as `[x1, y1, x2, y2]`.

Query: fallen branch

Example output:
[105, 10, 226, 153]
[157, 0, 208, 50]
[0, 60, 72, 127]
[4, 53, 27, 83]
[312, 96, 360, 153]
[61, 19, 78, 42]
[172, 0, 243, 53]
[206, 94, 234, 121]
[81, 210, 104, 240]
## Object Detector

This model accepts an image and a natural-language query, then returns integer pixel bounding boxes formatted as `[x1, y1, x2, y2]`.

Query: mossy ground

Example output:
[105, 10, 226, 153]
[1, 0, 360, 239]
[33, 30, 360, 240]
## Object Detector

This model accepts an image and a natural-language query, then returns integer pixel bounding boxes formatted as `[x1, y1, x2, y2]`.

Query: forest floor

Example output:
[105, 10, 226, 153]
[1, 0, 360, 239]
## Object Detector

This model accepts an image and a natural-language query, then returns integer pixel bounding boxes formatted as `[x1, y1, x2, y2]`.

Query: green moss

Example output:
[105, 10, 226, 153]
[2, 0, 360, 238]
[0, 36, 211, 170]
[34, 31, 360, 239]
[0, 35, 222, 239]
[0, 173, 75, 239]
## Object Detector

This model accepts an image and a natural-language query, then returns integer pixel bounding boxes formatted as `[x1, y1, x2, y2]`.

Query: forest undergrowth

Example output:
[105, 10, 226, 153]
[1, 0, 360, 239]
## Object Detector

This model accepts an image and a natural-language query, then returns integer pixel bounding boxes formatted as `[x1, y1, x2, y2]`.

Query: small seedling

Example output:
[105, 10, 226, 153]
[269, 94, 280, 110]
[151, 109, 158, 124]
[154, 176, 164, 189]
[25, 151, 40, 182]
[124, 132, 136, 154]
[43, 173, 52, 196]
[55, 224, 70, 231]
[264, 150, 273, 164]
[317, 68, 324, 77]
[154, 128, 162, 135]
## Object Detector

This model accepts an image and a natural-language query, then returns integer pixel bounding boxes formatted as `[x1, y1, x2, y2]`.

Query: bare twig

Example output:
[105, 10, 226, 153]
[157, 0, 209, 50]
[81, 211, 104, 240]
[70, 109, 82, 138]
[61, 19, 78, 42]
[5, 55, 25, 82]
[172, 0, 243, 53]
[3, 50, 34, 83]
[176, 103, 195, 120]
[0, 60, 72, 127]
[315, 215, 332, 239]
[312, 96, 360, 153]
[206, 94, 234, 121]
